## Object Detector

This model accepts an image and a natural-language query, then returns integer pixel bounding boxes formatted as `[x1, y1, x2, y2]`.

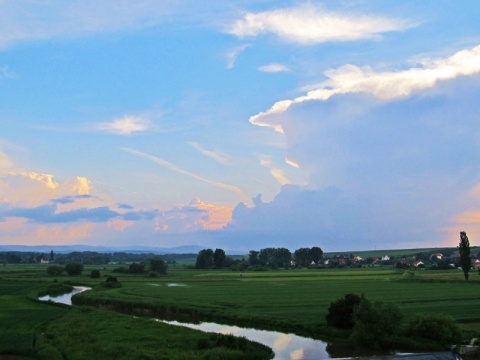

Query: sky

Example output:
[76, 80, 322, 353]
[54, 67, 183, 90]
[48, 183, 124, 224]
[1, 0, 480, 252]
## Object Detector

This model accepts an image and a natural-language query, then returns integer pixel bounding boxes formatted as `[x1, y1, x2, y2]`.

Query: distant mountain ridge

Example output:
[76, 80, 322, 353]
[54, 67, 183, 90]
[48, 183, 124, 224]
[0, 244, 219, 255]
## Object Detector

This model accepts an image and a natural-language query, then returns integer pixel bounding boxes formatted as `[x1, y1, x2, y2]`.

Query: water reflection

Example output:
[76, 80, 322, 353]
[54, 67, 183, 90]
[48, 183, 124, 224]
[162, 320, 331, 360]
[38, 286, 91, 305]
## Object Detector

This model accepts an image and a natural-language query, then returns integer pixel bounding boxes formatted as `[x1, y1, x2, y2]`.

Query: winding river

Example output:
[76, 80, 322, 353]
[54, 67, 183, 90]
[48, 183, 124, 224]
[38, 286, 338, 359]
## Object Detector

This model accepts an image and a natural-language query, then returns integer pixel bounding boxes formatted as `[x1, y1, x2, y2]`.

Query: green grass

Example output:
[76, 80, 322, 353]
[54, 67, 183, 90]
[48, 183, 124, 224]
[2, 262, 480, 357]
[70, 266, 480, 339]
[0, 268, 273, 359]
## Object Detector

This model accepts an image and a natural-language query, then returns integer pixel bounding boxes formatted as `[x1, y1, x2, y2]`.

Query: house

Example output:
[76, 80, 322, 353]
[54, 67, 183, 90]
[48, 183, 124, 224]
[413, 260, 425, 268]
[381, 255, 390, 261]
[472, 259, 480, 269]
[430, 253, 443, 260]
[40, 259, 49, 264]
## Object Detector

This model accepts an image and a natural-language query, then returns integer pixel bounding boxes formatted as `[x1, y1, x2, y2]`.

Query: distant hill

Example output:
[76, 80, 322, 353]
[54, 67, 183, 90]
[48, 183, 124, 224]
[0, 244, 209, 255]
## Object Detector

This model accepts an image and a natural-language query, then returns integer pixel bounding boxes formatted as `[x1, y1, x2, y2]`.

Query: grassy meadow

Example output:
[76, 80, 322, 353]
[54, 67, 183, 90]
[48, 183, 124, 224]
[1, 262, 479, 358]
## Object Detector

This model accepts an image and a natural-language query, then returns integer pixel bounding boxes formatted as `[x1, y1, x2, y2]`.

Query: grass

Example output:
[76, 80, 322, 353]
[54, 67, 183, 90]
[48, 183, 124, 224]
[69, 266, 480, 340]
[0, 267, 273, 359]
[1, 262, 480, 357]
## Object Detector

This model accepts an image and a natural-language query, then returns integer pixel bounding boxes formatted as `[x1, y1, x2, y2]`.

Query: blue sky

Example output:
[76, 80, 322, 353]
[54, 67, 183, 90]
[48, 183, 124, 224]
[1, 0, 480, 251]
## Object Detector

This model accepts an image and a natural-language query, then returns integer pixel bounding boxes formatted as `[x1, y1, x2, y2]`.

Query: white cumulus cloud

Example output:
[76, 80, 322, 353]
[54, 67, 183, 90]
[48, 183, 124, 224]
[250, 44, 480, 133]
[228, 4, 412, 44]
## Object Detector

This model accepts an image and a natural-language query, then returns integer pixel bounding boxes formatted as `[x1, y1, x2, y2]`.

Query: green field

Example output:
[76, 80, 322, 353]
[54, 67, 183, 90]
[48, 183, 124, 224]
[1, 263, 479, 358]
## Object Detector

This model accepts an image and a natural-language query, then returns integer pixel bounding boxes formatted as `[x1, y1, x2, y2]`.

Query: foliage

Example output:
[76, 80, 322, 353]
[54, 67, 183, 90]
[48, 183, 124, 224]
[459, 231, 471, 280]
[196, 249, 214, 269]
[309, 247, 324, 264]
[47, 265, 65, 276]
[128, 262, 145, 274]
[407, 313, 461, 346]
[325, 293, 362, 330]
[90, 269, 101, 278]
[256, 247, 292, 268]
[213, 248, 226, 269]
[64, 262, 83, 276]
[294, 247, 323, 266]
[103, 275, 122, 288]
[38, 283, 74, 297]
[350, 298, 403, 349]
[37, 307, 273, 360]
[149, 256, 168, 274]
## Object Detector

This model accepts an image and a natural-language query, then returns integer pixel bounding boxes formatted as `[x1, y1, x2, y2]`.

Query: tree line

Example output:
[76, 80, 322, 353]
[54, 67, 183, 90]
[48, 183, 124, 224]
[195, 246, 323, 269]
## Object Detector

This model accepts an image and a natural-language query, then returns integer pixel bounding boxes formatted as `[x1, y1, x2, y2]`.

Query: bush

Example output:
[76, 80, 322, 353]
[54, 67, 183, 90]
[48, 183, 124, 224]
[407, 314, 461, 346]
[129, 262, 145, 274]
[47, 265, 64, 276]
[350, 298, 403, 349]
[90, 269, 101, 278]
[112, 266, 128, 273]
[325, 293, 362, 330]
[104, 276, 121, 288]
[65, 262, 83, 276]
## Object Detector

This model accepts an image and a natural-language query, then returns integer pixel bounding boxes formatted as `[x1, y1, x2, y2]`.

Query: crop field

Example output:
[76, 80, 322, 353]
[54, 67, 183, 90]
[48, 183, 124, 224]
[70, 266, 480, 335]
[1, 263, 479, 358]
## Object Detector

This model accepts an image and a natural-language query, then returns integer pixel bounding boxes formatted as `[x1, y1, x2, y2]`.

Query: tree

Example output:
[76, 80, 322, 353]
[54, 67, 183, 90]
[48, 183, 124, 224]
[213, 249, 226, 269]
[325, 293, 362, 329]
[90, 269, 101, 278]
[195, 249, 214, 269]
[129, 262, 145, 274]
[309, 247, 323, 264]
[407, 314, 461, 346]
[458, 231, 471, 280]
[248, 250, 260, 266]
[49, 250, 55, 262]
[351, 298, 403, 349]
[47, 265, 64, 276]
[275, 248, 292, 268]
[65, 262, 83, 276]
[294, 247, 311, 267]
[149, 257, 167, 275]
[259, 248, 276, 266]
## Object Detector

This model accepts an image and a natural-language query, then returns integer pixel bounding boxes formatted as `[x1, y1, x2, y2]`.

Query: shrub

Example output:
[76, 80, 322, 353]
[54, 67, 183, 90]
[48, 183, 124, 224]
[129, 262, 145, 274]
[325, 293, 362, 329]
[350, 298, 403, 349]
[65, 262, 83, 276]
[407, 314, 461, 346]
[112, 266, 128, 273]
[104, 276, 121, 288]
[90, 269, 101, 278]
[47, 265, 64, 276]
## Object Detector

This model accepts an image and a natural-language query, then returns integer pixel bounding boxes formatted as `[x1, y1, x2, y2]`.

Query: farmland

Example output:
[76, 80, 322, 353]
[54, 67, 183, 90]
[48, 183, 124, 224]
[1, 261, 479, 358]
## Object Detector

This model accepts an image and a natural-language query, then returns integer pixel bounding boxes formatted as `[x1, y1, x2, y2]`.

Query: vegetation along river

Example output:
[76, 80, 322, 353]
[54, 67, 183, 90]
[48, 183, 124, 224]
[38, 286, 338, 359]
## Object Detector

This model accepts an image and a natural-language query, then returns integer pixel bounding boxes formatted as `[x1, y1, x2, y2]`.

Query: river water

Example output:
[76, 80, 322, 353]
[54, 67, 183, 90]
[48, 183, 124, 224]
[162, 320, 333, 359]
[38, 286, 91, 305]
[38, 286, 336, 359]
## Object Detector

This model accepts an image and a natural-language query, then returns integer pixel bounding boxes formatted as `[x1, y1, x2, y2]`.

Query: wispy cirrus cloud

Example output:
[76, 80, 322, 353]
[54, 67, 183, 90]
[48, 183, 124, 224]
[189, 142, 230, 165]
[250, 44, 480, 133]
[123, 148, 252, 205]
[0, 1, 176, 48]
[259, 156, 291, 185]
[228, 3, 413, 45]
[96, 115, 154, 135]
[225, 44, 250, 69]
[257, 63, 290, 73]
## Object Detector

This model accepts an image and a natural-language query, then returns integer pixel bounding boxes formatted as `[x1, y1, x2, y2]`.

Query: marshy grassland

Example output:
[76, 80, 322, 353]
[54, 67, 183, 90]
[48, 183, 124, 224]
[1, 262, 479, 358]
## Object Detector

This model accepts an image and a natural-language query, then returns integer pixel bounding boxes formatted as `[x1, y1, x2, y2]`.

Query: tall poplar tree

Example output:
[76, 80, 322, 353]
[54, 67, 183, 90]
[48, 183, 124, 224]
[458, 231, 471, 280]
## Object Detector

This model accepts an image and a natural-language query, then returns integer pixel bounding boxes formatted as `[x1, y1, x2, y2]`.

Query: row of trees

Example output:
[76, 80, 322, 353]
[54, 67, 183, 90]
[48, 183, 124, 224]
[195, 246, 324, 269]
[1, 250, 190, 265]
[112, 257, 168, 275]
